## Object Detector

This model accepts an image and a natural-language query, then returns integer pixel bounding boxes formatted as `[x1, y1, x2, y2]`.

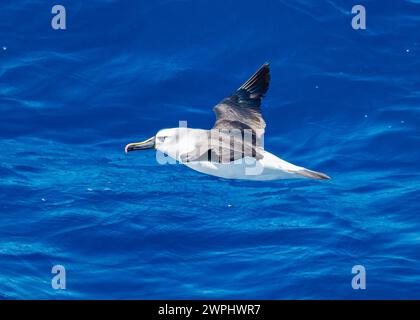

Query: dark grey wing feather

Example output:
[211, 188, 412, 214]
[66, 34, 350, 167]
[205, 63, 270, 162]
[181, 129, 264, 164]
[213, 63, 270, 134]
[181, 64, 270, 164]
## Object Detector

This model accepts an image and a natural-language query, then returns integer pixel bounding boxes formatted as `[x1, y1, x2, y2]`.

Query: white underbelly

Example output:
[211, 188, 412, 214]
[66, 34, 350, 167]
[183, 151, 304, 181]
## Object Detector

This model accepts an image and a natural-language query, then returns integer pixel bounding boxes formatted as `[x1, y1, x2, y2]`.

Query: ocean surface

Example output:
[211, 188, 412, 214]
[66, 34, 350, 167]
[0, 0, 419, 299]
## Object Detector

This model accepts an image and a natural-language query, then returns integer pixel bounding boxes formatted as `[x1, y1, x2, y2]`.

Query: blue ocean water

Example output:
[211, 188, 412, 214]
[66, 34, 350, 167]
[0, 0, 419, 299]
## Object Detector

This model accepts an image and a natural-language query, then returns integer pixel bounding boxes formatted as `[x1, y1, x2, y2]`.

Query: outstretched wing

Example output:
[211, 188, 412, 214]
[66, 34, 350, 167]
[212, 62, 270, 135]
[182, 64, 270, 164]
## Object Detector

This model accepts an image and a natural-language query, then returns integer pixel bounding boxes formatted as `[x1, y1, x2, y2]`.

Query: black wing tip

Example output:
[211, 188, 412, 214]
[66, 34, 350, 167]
[238, 62, 271, 97]
[257, 62, 270, 74]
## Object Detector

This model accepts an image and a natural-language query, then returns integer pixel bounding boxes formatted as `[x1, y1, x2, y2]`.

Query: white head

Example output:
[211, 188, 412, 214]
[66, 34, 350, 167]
[125, 128, 203, 159]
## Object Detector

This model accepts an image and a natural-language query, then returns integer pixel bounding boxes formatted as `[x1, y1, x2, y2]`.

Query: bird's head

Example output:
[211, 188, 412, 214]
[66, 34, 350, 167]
[125, 128, 181, 154]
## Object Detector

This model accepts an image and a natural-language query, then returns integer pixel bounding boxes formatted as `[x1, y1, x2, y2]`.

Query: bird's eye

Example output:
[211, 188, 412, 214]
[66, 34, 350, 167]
[158, 136, 167, 142]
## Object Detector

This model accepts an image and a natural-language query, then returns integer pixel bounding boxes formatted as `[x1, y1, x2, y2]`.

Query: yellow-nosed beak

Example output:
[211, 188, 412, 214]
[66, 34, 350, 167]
[125, 136, 156, 153]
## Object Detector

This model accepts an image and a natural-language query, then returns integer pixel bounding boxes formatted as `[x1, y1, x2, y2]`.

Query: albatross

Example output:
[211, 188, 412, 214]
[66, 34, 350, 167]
[125, 63, 330, 181]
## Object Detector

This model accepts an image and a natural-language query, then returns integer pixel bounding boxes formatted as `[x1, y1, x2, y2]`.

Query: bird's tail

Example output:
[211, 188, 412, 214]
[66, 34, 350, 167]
[295, 168, 331, 180]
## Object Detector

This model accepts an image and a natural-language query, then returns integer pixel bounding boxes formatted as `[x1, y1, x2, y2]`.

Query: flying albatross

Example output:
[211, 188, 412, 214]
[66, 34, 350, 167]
[125, 63, 330, 181]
